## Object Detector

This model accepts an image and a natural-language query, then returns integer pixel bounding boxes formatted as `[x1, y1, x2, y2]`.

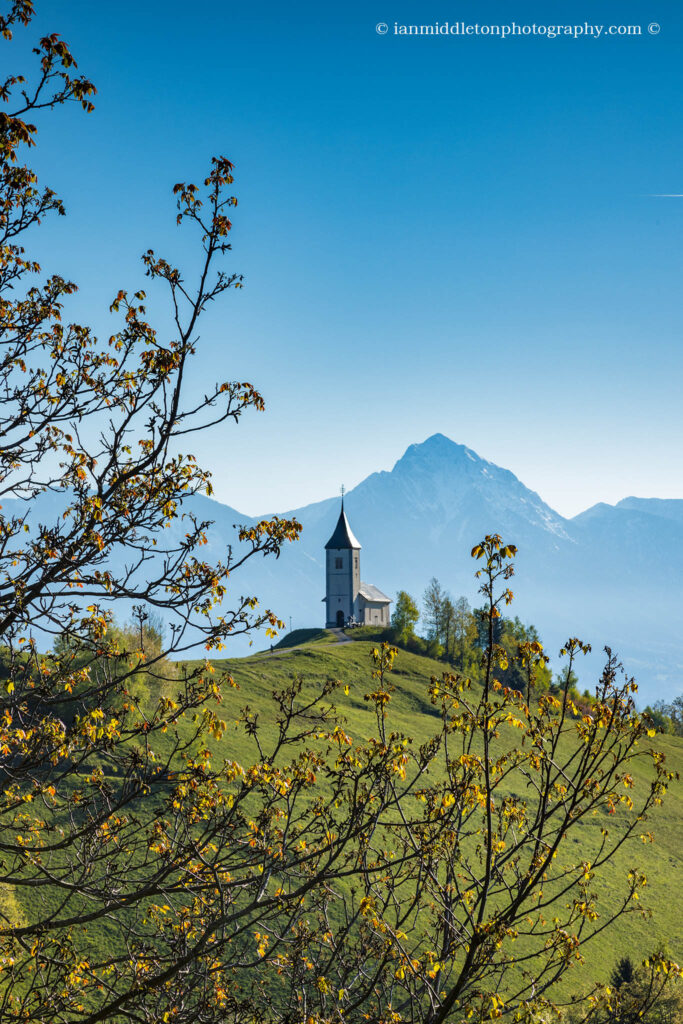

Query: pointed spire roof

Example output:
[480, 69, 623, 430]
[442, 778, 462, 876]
[325, 500, 361, 550]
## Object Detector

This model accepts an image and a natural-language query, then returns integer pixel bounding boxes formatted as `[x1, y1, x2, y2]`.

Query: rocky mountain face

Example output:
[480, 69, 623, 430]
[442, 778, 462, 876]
[4, 434, 682, 703]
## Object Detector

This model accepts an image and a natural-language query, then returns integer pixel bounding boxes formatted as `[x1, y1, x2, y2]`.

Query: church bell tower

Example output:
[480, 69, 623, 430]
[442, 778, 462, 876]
[324, 493, 361, 628]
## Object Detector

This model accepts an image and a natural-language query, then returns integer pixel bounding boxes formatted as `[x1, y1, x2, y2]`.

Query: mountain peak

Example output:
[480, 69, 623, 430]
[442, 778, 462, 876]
[341, 434, 570, 541]
[394, 434, 482, 471]
[418, 432, 459, 449]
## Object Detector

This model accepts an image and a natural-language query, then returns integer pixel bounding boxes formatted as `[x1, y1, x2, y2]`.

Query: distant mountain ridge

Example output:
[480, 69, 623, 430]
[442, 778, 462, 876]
[2, 434, 681, 703]
[616, 496, 683, 527]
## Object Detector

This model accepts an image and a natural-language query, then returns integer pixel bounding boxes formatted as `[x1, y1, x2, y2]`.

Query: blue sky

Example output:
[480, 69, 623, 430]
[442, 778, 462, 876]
[18, 1, 683, 517]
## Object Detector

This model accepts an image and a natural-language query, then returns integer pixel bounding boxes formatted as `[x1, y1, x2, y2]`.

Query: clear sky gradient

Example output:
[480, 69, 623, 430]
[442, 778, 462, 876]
[17, 1, 683, 517]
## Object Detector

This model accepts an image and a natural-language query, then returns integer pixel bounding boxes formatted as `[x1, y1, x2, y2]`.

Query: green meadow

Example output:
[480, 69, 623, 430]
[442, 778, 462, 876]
[190, 631, 683, 996]
[11, 630, 681, 1008]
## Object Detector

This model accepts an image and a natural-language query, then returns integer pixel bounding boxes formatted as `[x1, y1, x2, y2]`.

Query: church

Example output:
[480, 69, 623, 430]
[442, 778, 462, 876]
[324, 499, 392, 628]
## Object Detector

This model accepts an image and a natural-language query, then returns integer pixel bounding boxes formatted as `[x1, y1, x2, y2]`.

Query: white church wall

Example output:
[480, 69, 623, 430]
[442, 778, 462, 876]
[326, 547, 356, 627]
[355, 599, 391, 626]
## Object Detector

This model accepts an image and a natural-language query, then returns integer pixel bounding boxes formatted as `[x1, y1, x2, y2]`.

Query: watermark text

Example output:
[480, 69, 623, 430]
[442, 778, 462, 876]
[375, 21, 661, 40]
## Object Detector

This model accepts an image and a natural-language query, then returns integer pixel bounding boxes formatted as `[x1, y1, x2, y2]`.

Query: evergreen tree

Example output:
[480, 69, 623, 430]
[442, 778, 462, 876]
[423, 576, 446, 641]
[452, 595, 478, 670]
[441, 596, 456, 661]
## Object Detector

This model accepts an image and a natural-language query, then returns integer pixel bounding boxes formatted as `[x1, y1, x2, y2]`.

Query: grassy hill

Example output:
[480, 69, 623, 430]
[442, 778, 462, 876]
[186, 629, 683, 997]
[13, 630, 681, 1011]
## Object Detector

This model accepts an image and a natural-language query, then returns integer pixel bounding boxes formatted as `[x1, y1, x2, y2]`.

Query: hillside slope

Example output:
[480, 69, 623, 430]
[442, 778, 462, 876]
[16, 633, 682, 1004]
[196, 634, 683, 995]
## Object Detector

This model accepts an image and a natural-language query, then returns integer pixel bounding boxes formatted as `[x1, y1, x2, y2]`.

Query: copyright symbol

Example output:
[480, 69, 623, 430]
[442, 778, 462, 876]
[648, 22, 661, 34]
[376, 22, 388, 35]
